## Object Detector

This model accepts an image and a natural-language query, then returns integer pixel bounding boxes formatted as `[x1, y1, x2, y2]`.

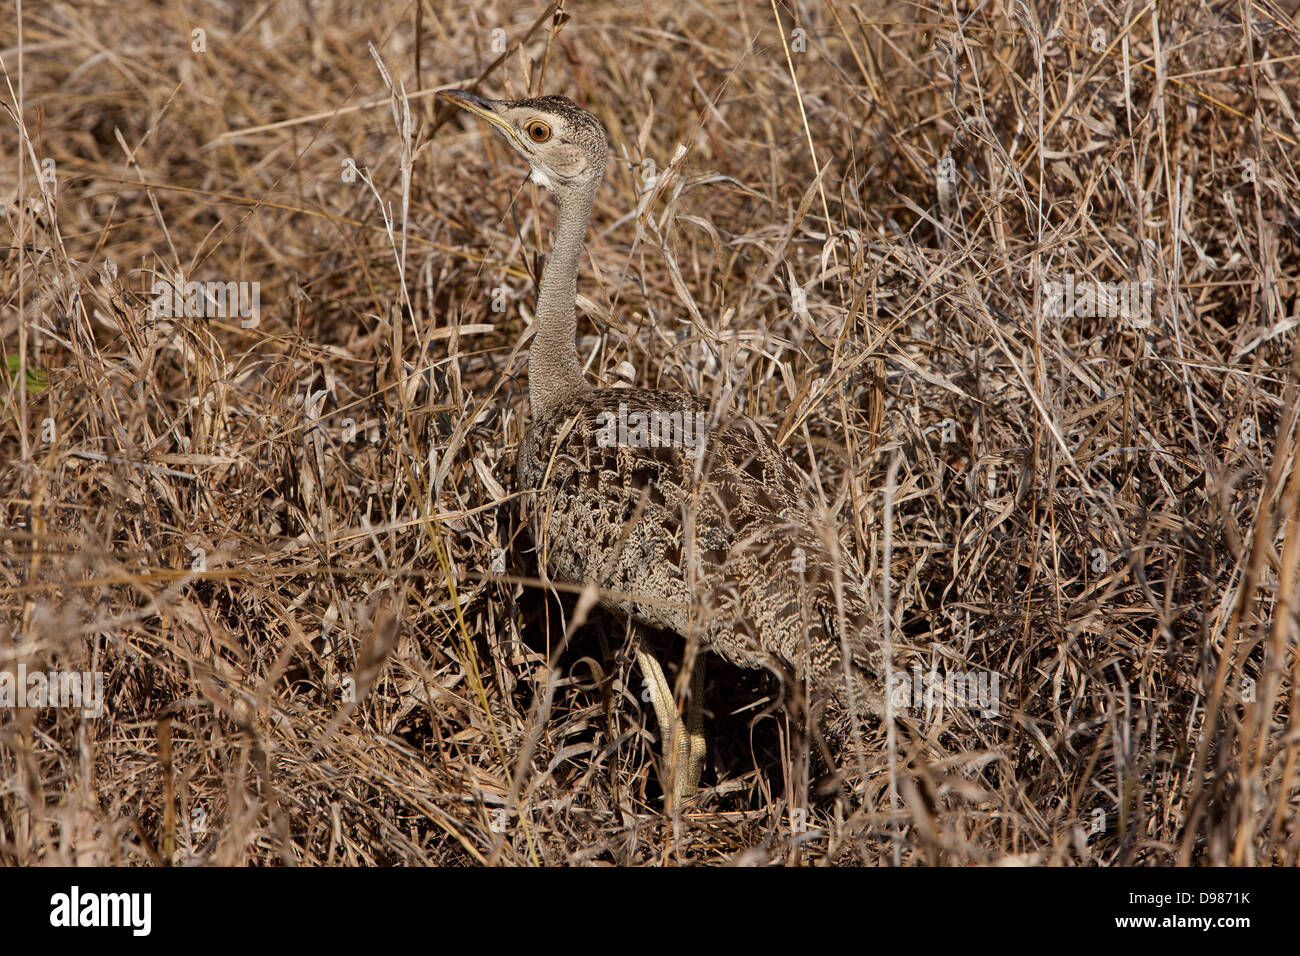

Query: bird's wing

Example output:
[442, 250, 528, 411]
[520, 387, 878, 698]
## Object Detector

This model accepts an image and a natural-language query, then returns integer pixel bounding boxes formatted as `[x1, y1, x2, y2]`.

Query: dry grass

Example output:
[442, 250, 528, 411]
[3, 0, 1300, 866]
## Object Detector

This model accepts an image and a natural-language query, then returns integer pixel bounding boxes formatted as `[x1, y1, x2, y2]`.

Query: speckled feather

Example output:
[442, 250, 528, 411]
[519, 386, 883, 720]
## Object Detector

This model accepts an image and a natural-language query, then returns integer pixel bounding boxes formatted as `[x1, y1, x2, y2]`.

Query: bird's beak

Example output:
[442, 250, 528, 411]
[438, 89, 526, 150]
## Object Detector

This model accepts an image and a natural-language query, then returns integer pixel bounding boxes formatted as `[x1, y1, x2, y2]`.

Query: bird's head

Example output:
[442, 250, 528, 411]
[438, 90, 609, 198]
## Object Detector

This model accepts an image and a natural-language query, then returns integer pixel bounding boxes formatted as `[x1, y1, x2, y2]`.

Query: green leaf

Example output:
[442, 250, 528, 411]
[4, 354, 49, 393]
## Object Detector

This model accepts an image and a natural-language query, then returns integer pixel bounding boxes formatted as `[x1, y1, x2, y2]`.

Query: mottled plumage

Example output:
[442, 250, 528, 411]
[519, 387, 882, 719]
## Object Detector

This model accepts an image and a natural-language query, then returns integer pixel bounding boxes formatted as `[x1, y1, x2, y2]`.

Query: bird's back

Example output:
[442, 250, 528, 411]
[518, 386, 881, 715]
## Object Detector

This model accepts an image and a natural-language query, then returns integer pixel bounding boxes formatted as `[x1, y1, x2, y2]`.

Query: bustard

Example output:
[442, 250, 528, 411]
[440, 89, 882, 808]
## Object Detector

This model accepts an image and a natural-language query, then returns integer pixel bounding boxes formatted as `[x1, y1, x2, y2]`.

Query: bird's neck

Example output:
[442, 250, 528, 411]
[530, 178, 598, 421]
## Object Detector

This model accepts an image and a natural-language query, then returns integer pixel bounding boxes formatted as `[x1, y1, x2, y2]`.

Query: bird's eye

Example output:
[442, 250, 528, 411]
[525, 120, 551, 143]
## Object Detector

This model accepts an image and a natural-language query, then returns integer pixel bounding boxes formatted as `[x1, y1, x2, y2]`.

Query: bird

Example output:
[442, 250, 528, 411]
[438, 88, 882, 809]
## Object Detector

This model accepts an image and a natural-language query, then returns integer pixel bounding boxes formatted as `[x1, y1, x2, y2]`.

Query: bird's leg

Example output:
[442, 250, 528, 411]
[682, 651, 707, 798]
[633, 632, 686, 806]
[633, 629, 706, 810]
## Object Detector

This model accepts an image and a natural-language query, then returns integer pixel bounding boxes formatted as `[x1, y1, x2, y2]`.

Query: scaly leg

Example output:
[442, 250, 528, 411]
[683, 652, 706, 796]
[633, 629, 707, 810]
